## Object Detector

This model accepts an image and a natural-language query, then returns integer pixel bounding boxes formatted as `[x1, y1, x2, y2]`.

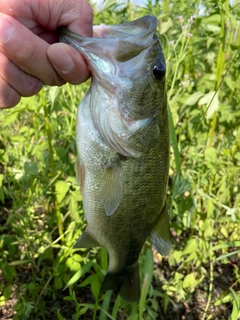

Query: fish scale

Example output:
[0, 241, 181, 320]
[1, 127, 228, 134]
[59, 15, 171, 302]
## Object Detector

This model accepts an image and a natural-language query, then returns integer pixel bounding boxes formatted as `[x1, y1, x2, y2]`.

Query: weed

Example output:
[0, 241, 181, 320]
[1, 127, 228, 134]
[0, 0, 239, 319]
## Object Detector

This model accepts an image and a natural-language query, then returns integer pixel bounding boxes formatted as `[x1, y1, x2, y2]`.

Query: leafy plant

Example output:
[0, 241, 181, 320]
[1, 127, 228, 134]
[0, 0, 239, 319]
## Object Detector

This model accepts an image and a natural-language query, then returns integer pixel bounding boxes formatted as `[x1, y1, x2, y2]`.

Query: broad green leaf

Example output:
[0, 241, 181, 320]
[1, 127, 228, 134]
[3, 111, 19, 127]
[91, 274, 101, 300]
[160, 18, 173, 34]
[55, 180, 70, 203]
[185, 91, 204, 106]
[198, 91, 219, 119]
[204, 147, 217, 163]
[24, 161, 39, 175]
[174, 272, 184, 281]
[0, 296, 5, 307]
[201, 14, 221, 24]
[220, 226, 229, 238]
[79, 306, 89, 316]
[182, 272, 204, 289]
[182, 239, 197, 255]
[65, 256, 81, 272]
[168, 250, 182, 266]
[214, 293, 232, 306]
[226, 76, 235, 91]
[185, 251, 197, 263]
[2, 264, 16, 282]
[69, 197, 81, 222]
[3, 285, 12, 300]
[203, 24, 221, 34]
[49, 86, 61, 106]
[204, 226, 214, 239]
[67, 221, 76, 232]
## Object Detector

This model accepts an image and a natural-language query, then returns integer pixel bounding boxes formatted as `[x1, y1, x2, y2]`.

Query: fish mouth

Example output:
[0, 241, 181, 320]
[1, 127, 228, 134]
[58, 15, 159, 62]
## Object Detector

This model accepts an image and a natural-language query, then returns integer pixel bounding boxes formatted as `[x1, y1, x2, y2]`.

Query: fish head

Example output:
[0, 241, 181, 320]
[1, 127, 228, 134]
[59, 15, 166, 120]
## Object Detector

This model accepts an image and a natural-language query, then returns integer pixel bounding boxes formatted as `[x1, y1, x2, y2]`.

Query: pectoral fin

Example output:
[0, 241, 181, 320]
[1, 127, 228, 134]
[74, 228, 100, 248]
[150, 202, 171, 255]
[75, 155, 85, 191]
[99, 156, 124, 216]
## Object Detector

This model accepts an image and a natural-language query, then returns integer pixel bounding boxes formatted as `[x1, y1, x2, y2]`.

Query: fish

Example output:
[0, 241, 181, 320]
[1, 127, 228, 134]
[59, 15, 171, 303]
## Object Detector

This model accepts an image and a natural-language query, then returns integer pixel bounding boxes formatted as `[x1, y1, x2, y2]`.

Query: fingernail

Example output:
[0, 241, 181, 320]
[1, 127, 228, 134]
[0, 13, 15, 43]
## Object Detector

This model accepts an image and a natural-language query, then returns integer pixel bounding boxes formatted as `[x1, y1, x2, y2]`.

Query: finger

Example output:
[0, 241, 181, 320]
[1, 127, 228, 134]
[59, 0, 93, 37]
[47, 43, 91, 84]
[0, 51, 43, 96]
[0, 77, 20, 109]
[0, 13, 65, 86]
[0, 0, 93, 37]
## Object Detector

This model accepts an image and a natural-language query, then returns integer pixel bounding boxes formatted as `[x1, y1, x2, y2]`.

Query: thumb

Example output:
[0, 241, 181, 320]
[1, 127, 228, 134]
[47, 42, 91, 84]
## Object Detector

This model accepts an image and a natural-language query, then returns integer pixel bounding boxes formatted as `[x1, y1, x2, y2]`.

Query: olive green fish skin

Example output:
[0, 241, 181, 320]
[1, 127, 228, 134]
[59, 16, 170, 302]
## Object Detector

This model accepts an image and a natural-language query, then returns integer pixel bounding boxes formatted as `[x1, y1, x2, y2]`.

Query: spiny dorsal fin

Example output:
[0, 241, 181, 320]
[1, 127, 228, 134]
[74, 229, 100, 248]
[99, 155, 124, 216]
[150, 202, 171, 256]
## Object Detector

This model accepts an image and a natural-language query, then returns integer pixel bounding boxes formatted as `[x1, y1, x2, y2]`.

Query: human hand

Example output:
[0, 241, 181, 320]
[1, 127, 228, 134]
[0, 0, 93, 108]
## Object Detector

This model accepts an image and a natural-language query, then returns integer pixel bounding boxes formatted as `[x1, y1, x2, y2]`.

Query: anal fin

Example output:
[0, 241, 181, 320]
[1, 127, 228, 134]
[99, 155, 124, 216]
[74, 228, 100, 248]
[150, 202, 171, 256]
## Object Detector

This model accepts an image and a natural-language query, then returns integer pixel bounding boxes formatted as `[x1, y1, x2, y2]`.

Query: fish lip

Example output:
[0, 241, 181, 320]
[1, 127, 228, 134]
[58, 15, 158, 48]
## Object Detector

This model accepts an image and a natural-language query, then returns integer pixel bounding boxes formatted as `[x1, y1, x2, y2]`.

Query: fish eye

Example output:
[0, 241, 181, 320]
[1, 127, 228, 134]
[153, 63, 166, 81]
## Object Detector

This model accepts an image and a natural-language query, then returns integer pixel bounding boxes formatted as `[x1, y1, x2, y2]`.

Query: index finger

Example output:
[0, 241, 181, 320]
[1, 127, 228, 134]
[0, 0, 93, 37]
[0, 13, 64, 86]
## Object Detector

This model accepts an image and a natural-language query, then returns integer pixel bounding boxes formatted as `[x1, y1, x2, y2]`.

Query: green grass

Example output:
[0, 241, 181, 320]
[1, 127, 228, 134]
[0, 0, 240, 319]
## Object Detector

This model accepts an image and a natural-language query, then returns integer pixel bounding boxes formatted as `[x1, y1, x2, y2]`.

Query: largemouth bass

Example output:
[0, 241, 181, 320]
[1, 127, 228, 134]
[59, 15, 171, 302]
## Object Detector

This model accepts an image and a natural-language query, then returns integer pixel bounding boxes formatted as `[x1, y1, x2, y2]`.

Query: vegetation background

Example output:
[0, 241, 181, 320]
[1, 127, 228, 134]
[0, 0, 239, 319]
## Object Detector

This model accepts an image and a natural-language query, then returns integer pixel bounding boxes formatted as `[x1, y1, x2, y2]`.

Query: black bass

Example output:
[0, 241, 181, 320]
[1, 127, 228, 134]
[59, 15, 170, 302]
